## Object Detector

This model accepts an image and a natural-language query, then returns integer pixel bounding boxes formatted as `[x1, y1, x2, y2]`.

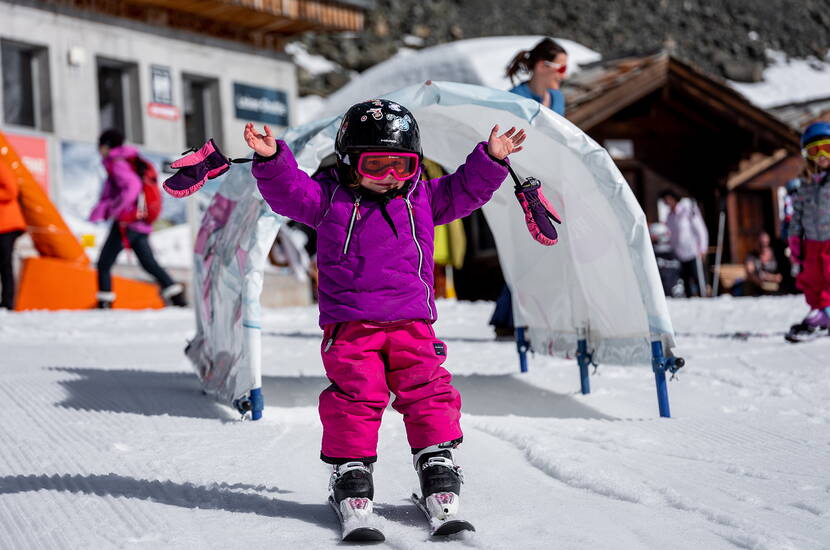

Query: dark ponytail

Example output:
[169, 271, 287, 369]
[505, 38, 567, 85]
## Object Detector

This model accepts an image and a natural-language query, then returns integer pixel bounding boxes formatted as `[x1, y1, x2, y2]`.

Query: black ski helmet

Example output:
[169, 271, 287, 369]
[335, 99, 422, 165]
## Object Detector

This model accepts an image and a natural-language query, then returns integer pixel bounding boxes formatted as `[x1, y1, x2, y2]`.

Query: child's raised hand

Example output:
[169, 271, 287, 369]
[244, 122, 277, 157]
[487, 125, 526, 160]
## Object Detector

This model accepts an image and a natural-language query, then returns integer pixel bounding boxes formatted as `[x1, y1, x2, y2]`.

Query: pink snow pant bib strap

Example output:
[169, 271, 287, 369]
[797, 240, 830, 309]
[318, 320, 462, 464]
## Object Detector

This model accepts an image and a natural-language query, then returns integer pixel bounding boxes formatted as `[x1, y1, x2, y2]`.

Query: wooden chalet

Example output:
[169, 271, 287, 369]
[564, 52, 803, 264]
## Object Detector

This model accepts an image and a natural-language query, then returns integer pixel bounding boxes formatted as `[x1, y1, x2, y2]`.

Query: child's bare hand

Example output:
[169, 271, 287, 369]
[487, 125, 526, 160]
[244, 122, 277, 157]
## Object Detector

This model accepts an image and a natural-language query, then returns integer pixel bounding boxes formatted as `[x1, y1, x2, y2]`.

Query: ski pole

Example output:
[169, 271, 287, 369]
[695, 255, 707, 297]
[712, 209, 726, 296]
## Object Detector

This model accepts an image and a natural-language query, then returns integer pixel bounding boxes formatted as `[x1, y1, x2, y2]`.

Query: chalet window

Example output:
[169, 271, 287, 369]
[97, 57, 143, 143]
[1, 39, 53, 131]
[604, 139, 634, 160]
[182, 74, 222, 149]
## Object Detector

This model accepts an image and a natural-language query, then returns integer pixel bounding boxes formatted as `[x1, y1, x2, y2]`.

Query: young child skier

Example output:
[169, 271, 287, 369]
[787, 121, 830, 342]
[244, 98, 525, 538]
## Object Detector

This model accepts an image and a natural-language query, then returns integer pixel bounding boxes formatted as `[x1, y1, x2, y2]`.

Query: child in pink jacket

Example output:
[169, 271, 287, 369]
[787, 121, 830, 341]
[245, 99, 525, 528]
[89, 129, 186, 308]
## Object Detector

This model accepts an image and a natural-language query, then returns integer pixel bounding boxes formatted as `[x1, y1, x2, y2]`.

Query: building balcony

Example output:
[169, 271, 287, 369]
[128, 0, 369, 33]
[35, 0, 373, 49]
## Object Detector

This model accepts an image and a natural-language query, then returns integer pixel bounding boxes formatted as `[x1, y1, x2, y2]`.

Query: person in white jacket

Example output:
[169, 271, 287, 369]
[659, 189, 709, 297]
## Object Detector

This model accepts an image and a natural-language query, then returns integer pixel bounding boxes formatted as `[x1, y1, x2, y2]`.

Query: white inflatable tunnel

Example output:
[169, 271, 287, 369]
[285, 81, 675, 365]
[190, 80, 679, 419]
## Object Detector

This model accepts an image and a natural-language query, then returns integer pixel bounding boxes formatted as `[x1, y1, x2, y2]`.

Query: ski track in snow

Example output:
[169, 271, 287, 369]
[0, 297, 829, 549]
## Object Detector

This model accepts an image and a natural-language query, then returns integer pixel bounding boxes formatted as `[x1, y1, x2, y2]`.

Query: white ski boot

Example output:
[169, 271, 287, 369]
[411, 446, 474, 536]
[328, 462, 384, 542]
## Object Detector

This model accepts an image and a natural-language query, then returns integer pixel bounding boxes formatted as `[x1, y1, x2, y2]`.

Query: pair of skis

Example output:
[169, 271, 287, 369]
[328, 492, 475, 542]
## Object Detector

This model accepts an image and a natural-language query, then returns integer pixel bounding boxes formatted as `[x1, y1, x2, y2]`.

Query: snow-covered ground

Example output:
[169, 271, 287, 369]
[0, 296, 828, 549]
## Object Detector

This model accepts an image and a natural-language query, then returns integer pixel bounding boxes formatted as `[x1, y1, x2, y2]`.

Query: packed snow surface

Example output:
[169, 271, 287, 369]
[0, 296, 828, 549]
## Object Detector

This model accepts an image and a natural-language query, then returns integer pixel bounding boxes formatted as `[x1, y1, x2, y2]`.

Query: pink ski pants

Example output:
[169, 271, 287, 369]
[797, 240, 830, 309]
[318, 319, 462, 463]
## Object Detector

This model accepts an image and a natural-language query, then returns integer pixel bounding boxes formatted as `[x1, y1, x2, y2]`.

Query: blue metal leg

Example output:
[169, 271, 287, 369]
[576, 339, 592, 395]
[233, 387, 265, 420]
[653, 367, 670, 418]
[651, 341, 685, 418]
[516, 327, 529, 373]
[249, 387, 264, 421]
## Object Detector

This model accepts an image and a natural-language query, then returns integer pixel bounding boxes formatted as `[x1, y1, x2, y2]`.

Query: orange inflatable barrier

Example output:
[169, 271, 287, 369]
[2, 130, 168, 310]
[15, 257, 165, 310]
[0, 130, 88, 264]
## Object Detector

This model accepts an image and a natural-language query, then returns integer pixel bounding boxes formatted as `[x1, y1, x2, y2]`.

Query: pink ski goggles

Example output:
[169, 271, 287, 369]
[356, 152, 420, 181]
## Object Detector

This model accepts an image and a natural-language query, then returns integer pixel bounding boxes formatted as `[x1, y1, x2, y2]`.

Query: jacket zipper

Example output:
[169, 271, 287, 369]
[343, 196, 361, 255]
[324, 322, 343, 352]
[404, 197, 434, 320]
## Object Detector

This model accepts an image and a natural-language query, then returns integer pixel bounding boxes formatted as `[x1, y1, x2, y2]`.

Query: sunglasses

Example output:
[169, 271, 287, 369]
[803, 139, 830, 160]
[542, 60, 567, 74]
[356, 152, 420, 181]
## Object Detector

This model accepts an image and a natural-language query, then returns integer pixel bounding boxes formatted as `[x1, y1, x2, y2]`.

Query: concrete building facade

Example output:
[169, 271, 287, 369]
[1, 0, 370, 307]
[1, 1, 300, 208]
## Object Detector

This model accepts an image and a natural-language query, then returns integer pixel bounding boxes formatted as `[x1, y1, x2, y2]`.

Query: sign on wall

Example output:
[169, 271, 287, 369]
[233, 82, 288, 126]
[151, 66, 173, 104]
[148, 65, 180, 120]
[147, 103, 180, 121]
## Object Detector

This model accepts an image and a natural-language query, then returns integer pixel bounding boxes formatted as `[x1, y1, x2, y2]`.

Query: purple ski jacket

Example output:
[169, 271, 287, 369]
[253, 140, 509, 326]
[89, 145, 152, 234]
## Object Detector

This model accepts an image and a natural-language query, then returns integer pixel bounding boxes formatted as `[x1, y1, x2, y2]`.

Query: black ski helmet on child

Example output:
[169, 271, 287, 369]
[335, 99, 422, 166]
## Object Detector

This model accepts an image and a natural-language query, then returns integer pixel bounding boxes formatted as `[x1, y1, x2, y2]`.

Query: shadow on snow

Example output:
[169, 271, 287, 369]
[263, 330, 494, 344]
[48, 367, 612, 421]
[49, 367, 232, 420]
[453, 374, 614, 420]
[0, 473, 332, 529]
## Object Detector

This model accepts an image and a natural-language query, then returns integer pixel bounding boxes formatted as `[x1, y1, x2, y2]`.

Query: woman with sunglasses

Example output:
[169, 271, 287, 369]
[786, 121, 830, 342]
[488, 38, 569, 340]
[244, 99, 525, 536]
[505, 37, 569, 115]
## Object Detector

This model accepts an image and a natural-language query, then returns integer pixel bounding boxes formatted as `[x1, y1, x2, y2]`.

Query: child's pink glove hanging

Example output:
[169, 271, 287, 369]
[509, 165, 562, 246]
[162, 139, 252, 198]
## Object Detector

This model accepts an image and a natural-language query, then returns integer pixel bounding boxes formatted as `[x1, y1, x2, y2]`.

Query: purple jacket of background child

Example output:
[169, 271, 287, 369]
[253, 140, 509, 326]
[89, 145, 153, 234]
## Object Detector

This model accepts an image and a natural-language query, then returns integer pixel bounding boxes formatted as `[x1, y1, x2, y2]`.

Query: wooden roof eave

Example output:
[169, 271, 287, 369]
[565, 54, 801, 152]
[727, 150, 804, 191]
[666, 58, 801, 152]
[566, 55, 669, 131]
